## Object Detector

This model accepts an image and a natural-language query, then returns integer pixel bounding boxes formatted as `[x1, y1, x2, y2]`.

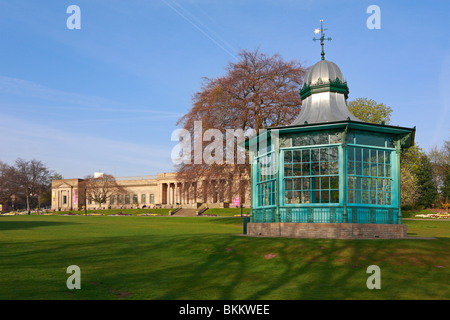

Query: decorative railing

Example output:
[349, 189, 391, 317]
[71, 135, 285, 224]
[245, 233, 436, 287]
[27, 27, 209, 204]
[251, 206, 399, 224]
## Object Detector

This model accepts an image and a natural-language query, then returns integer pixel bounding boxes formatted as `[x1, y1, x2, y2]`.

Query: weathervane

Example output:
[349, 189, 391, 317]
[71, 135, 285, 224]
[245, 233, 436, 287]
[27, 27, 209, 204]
[313, 19, 332, 60]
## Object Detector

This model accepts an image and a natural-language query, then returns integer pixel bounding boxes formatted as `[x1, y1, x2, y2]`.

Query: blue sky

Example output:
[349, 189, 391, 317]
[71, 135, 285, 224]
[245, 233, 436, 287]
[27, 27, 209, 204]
[0, 0, 448, 178]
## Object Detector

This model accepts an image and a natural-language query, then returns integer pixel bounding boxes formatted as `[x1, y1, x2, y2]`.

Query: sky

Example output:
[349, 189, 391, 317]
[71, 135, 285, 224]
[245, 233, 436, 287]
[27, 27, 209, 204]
[0, 0, 448, 179]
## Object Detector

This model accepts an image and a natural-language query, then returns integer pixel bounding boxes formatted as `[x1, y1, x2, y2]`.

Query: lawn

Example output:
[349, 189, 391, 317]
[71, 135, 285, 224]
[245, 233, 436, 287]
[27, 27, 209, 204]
[0, 215, 448, 300]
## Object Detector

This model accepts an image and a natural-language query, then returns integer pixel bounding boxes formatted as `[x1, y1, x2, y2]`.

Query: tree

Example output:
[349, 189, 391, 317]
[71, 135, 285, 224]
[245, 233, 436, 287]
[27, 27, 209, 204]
[414, 154, 439, 208]
[176, 48, 306, 200]
[438, 139, 450, 204]
[348, 97, 393, 124]
[11, 158, 52, 213]
[51, 173, 63, 180]
[428, 145, 446, 191]
[0, 161, 14, 207]
[400, 166, 419, 207]
[401, 144, 424, 173]
[84, 173, 125, 208]
[442, 164, 450, 203]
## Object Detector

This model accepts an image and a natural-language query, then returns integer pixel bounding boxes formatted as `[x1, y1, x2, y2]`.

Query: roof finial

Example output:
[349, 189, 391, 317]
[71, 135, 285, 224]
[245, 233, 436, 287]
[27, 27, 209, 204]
[313, 19, 332, 60]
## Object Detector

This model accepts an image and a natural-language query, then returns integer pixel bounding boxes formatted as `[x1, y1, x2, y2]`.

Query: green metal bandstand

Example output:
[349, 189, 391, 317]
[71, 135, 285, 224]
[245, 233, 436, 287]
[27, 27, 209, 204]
[245, 22, 415, 238]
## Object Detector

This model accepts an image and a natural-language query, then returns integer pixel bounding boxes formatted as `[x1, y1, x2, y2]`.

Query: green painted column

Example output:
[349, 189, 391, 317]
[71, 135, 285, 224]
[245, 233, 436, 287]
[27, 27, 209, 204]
[341, 127, 348, 223]
[395, 140, 402, 224]
[339, 145, 347, 223]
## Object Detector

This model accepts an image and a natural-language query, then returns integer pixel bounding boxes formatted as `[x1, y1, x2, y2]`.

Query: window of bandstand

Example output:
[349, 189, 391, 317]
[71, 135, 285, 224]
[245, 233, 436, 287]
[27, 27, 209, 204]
[283, 146, 339, 204]
[256, 152, 277, 207]
[347, 146, 392, 205]
[280, 130, 342, 148]
[346, 130, 394, 148]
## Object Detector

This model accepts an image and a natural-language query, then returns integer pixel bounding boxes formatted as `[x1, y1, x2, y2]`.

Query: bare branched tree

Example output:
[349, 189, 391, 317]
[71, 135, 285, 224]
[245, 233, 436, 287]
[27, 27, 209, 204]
[11, 158, 52, 213]
[176, 49, 306, 201]
[84, 174, 126, 208]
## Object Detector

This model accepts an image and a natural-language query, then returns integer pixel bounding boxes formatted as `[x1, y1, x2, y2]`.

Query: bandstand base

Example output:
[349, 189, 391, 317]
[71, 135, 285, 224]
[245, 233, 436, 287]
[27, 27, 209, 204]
[246, 222, 407, 239]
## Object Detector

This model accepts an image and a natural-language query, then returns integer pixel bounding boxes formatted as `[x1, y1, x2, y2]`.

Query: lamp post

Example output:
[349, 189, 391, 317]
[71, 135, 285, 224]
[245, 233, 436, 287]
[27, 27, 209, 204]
[84, 185, 87, 216]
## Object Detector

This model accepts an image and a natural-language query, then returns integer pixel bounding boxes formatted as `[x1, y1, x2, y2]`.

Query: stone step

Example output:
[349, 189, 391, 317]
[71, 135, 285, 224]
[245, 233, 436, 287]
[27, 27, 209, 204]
[172, 209, 198, 216]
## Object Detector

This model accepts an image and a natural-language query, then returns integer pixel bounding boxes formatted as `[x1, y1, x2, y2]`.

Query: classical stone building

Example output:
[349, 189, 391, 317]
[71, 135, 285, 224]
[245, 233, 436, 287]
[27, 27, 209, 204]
[51, 172, 250, 211]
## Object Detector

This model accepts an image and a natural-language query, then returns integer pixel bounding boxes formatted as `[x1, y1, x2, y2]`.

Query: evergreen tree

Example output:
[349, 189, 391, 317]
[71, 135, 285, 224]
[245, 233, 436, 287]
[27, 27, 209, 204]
[414, 154, 439, 208]
[442, 164, 450, 202]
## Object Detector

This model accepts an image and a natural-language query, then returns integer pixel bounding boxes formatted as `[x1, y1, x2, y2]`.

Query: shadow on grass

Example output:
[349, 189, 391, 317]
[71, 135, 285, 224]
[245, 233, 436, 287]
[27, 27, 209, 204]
[49, 234, 449, 300]
[0, 221, 78, 231]
[1, 217, 449, 300]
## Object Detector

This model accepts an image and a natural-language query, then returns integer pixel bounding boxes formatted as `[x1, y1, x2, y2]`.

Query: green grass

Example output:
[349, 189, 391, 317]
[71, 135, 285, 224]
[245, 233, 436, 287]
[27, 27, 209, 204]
[41, 208, 173, 216]
[203, 207, 251, 216]
[0, 215, 449, 300]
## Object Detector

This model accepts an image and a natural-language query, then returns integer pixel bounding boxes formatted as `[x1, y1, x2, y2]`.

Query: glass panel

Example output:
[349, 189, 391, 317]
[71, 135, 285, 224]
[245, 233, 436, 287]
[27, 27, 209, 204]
[355, 161, 362, 176]
[355, 148, 362, 161]
[301, 162, 310, 176]
[330, 176, 339, 189]
[346, 131, 355, 145]
[285, 191, 293, 204]
[302, 191, 310, 204]
[311, 162, 320, 176]
[284, 150, 292, 163]
[320, 161, 329, 175]
[321, 177, 329, 189]
[330, 131, 342, 144]
[329, 147, 338, 161]
[363, 149, 370, 162]
[311, 132, 329, 145]
[347, 147, 355, 161]
[285, 179, 292, 190]
[302, 149, 311, 162]
[386, 137, 394, 148]
[301, 178, 310, 190]
[347, 160, 355, 175]
[347, 177, 354, 190]
[348, 189, 354, 203]
[347, 146, 394, 205]
[377, 164, 384, 177]
[321, 191, 329, 203]
[293, 191, 300, 204]
[284, 164, 292, 177]
[356, 132, 386, 147]
[330, 190, 339, 203]
[311, 149, 320, 162]
[293, 163, 302, 177]
[284, 146, 339, 205]
[363, 161, 370, 176]
[312, 177, 320, 189]
[280, 136, 292, 148]
[292, 135, 308, 146]
[378, 150, 385, 163]
[293, 150, 301, 163]
[320, 148, 329, 161]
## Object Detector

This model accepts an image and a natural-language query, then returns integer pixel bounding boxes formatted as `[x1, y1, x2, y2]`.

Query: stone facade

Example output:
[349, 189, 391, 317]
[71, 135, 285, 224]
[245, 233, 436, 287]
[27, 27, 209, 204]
[247, 222, 407, 239]
[51, 172, 250, 211]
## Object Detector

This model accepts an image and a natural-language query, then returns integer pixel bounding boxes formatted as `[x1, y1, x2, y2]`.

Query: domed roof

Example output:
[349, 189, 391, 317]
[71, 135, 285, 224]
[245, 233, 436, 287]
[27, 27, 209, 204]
[303, 60, 345, 86]
[290, 59, 362, 125]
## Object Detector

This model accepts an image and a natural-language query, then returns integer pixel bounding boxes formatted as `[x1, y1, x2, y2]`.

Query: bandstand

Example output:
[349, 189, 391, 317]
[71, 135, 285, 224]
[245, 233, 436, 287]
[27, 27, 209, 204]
[245, 22, 415, 239]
